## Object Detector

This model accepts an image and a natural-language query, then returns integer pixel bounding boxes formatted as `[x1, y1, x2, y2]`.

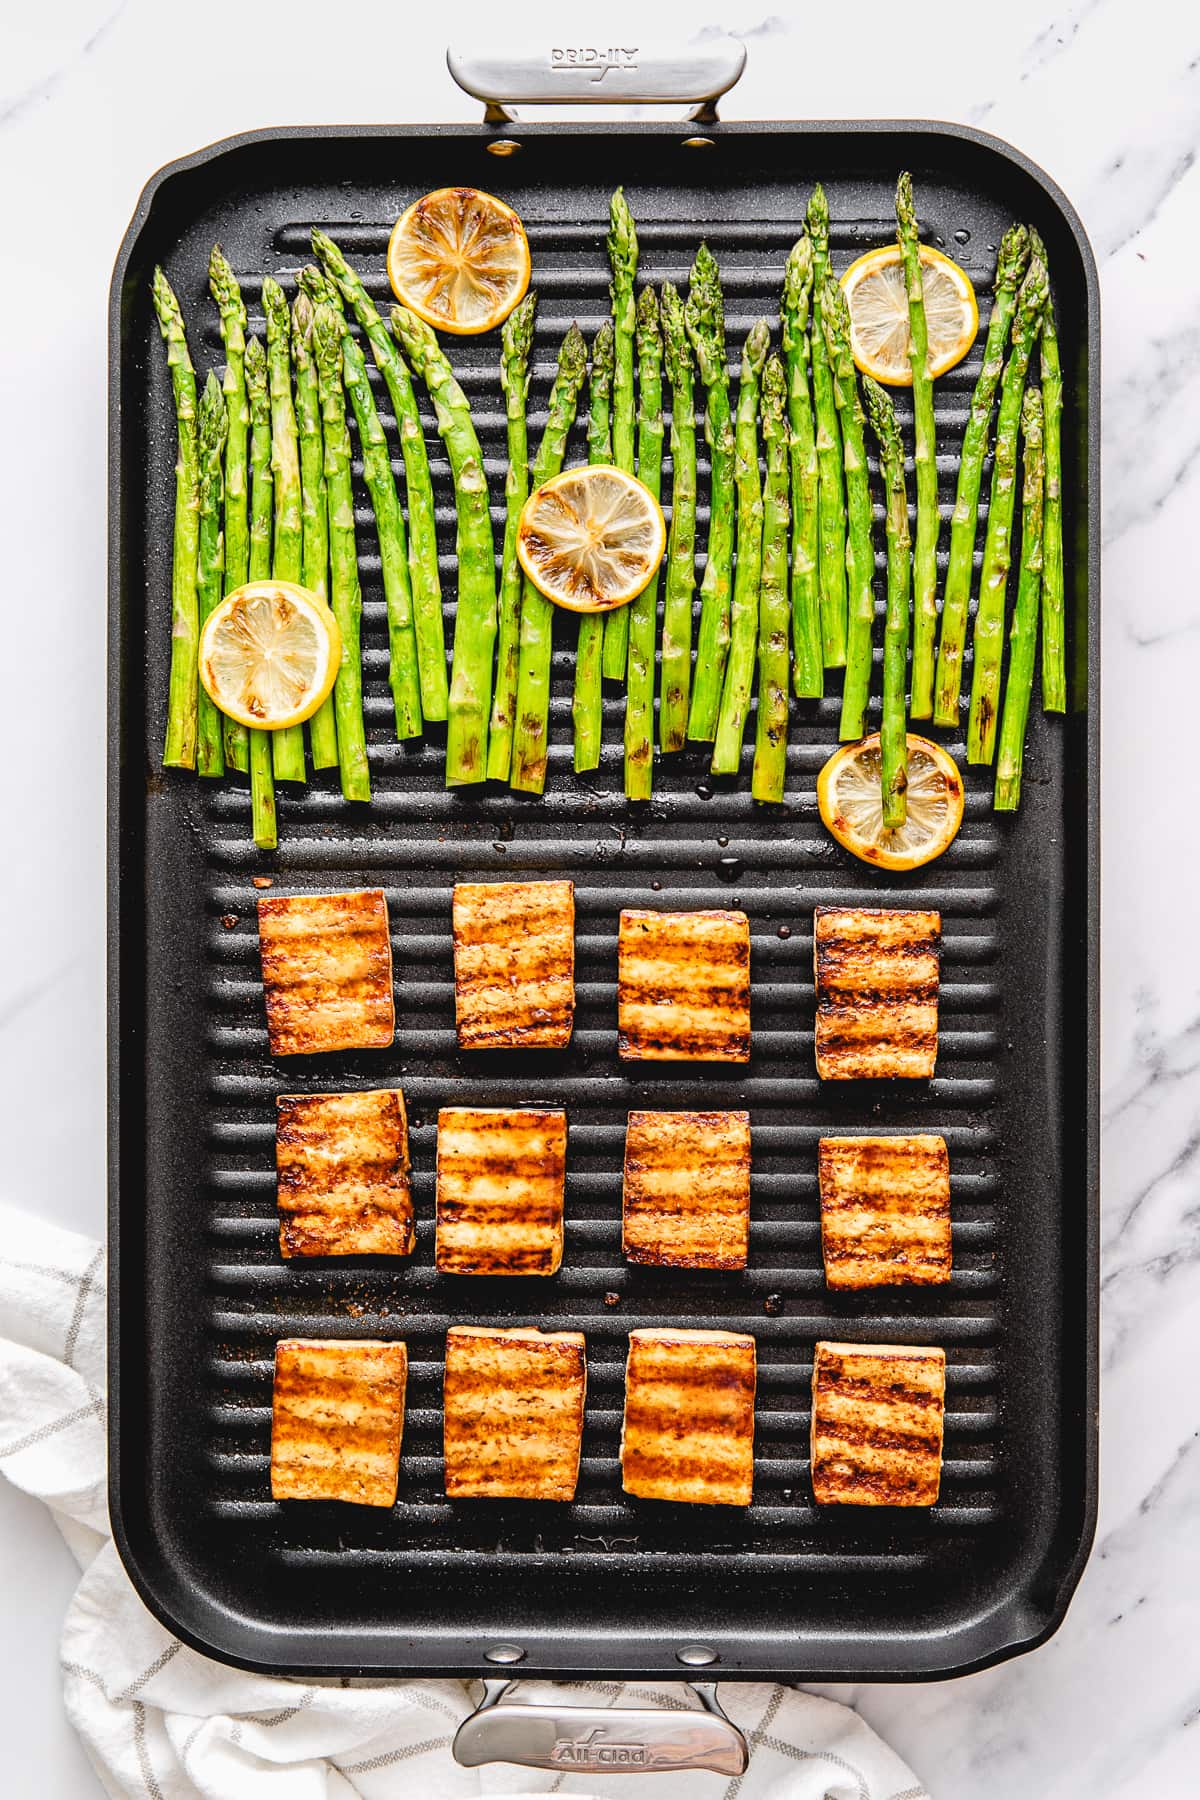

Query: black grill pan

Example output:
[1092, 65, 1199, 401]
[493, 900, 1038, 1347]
[108, 96, 1100, 1688]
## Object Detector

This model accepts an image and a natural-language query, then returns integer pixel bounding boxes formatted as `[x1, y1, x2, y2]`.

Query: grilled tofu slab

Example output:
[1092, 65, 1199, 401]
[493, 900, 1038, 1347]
[276, 1089, 413, 1259]
[618, 909, 751, 1063]
[452, 880, 575, 1050]
[621, 1328, 756, 1506]
[813, 907, 940, 1080]
[623, 1110, 752, 1270]
[436, 1107, 567, 1276]
[810, 1340, 945, 1507]
[270, 1338, 408, 1507]
[443, 1325, 586, 1500]
[258, 889, 394, 1056]
[818, 1135, 951, 1288]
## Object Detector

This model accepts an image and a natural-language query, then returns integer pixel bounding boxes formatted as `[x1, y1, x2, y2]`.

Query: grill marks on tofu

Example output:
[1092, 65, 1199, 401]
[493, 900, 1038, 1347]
[436, 1107, 567, 1275]
[618, 909, 751, 1063]
[621, 1328, 756, 1506]
[258, 889, 395, 1056]
[270, 1338, 407, 1507]
[818, 1136, 951, 1289]
[275, 1090, 413, 1259]
[813, 907, 940, 1080]
[810, 1341, 945, 1507]
[443, 1326, 586, 1500]
[452, 880, 575, 1050]
[623, 1110, 752, 1270]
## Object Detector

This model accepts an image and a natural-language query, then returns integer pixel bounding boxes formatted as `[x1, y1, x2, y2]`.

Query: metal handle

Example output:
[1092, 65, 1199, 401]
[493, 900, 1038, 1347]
[452, 1678, 748, 1776]
[446, 41, 747, 125]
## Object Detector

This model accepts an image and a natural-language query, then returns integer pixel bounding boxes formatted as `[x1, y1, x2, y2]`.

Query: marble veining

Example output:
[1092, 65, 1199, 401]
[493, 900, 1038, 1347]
[1, 0, 1198, 1795]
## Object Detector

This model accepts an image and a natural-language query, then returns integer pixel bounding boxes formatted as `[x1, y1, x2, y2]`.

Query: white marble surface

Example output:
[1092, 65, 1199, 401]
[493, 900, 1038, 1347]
[1, 0, 1197, 1793]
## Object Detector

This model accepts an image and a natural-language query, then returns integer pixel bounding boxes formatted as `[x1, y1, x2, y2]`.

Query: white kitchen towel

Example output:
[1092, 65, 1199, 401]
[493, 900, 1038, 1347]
[0, 1204, 929, 1800]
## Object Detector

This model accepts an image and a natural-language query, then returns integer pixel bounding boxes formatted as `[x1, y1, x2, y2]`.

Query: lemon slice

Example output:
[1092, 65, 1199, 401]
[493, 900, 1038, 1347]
[516, 465, 666, 613]
[199, 581, 341, 730]
[817, 734, 965, 870]
[386, 187, 531, 336]
[840, 245, 978, 385]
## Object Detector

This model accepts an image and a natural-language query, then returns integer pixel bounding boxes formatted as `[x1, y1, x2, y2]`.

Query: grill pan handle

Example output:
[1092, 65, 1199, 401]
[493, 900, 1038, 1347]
[446, 40, 746, 124]
[452, 1677, 749, 1775]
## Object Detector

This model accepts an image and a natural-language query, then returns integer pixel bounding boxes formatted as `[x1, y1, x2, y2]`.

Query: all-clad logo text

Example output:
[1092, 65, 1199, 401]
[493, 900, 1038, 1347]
[551, 1727, 649, 1767]
[550, 47, 639, 82]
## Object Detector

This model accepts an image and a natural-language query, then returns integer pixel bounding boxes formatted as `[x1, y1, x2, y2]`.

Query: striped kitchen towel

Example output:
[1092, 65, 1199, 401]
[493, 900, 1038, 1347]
[0, 1203, 929, 1800]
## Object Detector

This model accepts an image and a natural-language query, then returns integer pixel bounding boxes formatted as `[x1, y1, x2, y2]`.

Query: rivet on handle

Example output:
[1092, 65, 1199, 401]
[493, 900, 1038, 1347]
[676, 1643, 719, 1666]
[484, 1643, 526, 1664]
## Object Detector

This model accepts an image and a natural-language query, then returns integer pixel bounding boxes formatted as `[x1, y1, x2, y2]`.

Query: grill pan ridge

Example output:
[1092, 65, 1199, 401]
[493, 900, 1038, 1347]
[108, 120, 1099, 1681]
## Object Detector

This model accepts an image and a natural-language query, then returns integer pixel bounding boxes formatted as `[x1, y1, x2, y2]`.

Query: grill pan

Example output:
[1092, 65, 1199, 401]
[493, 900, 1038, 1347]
[108, 44, 1100, 1724]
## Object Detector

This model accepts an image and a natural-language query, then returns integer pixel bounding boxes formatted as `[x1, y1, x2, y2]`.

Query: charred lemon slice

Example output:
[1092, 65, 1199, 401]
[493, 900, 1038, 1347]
[818, 733, 965, 869]
[516, 465, 666, 613]
[199, 580, 340, 730]
[386, 187, 531, 335]
[840, 245, 978, 385]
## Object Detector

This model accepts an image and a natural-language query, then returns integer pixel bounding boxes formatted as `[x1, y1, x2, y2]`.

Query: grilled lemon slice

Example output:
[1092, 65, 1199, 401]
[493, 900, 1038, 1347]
[199, 580, 340, 731]
[840, 245, 978, 385]
[386, 187, 531, 335]
[516, 464, 666, 613]
[818, 734, 965, 870]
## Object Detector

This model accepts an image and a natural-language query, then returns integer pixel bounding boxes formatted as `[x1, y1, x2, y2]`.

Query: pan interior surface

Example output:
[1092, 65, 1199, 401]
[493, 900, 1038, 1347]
[109, 123, 1098, 1680]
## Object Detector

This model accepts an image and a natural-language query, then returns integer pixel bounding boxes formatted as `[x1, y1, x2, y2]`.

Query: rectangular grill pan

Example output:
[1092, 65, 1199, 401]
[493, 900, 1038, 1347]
[108, 80, 1100, 1688]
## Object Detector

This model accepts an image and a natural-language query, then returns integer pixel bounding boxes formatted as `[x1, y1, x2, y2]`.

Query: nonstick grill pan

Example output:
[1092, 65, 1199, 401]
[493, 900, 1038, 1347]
[107, 44, 1099, 1767]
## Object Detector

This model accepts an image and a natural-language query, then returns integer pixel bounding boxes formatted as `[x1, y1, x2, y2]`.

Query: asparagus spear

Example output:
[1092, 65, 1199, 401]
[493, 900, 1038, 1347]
[244, 336, 277, 849]
[312, 229, 448, 721]
[509, 324, 589, 794]
[151, 268, 200, 771]
[290, 292, 338, 770]
[896, 173, 940, 719]
[780, 232, 823, 698]
[208, 246, 250, 772]
[624, 286, 664, 800]
[391, 305, 496, 785]
[967, 257, 1049, 763]
[308, 264, 422, 743]
[752, 353, 791, 804]
[933, 225, 1031, 726]
[572, 319, 614, 772]
[262, 277, 306, 783]
[820, 277, 877, 742]
[1030, 229, 1066, 712]
[863, 376, 912, 828]
[685, 244, 735, 741]
[602, 187, 639, 681]
[340, 318, 423, 741]
[195, 371, 228, 778]
[658, 284, 697, 751]
[487, 292, 537, 780]
[995, 387, 1045, 810]
[711, 320, 769, 775]
[807, 186, 848, 668]
[312, 304, 371, 801]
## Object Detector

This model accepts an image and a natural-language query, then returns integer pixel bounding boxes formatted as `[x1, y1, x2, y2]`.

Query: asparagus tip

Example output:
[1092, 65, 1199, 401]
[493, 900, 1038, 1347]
[1018, 254, 1050, 322]
[608, 186, 638, 265]
[896, 169, 916, 233]
[761, 350, 786, 414]
[806, 183, 829, 237]
[783, 230, 813, 305]
[502, 289, 537, 362]
[996, 222, 1032, 291]
[560, 320, 588, 381]
[592, 315, 615, 366]
[862, 372, 900, 454]
[745, 317, 771, 370]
